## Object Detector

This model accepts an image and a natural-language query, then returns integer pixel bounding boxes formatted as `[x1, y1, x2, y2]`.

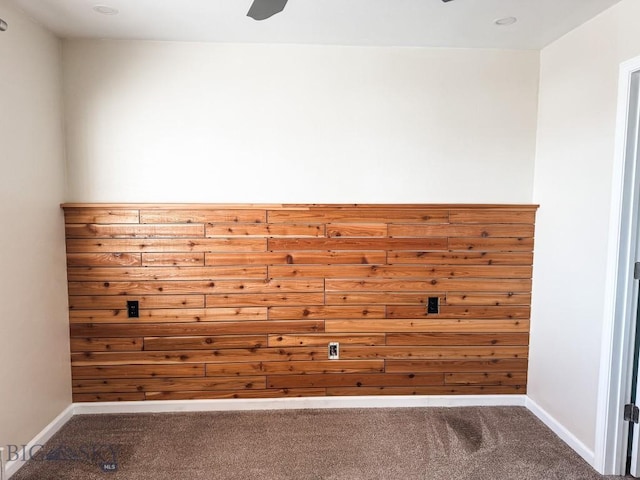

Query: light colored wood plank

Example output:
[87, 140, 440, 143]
[388, 251, 534, 265]
[67, 266, 267, 282]
[71, 320, 323, 338]
[449, 209, 536, 224]
[143, 335, 267, 351]
[388, 224, 534, 238]
[67, 253, 141, 267]
[325, 319, 529, 333]
[69, 307, 268, 323]
[71, 347, 324, 365]
[69, 309, 205, 324]
[268, 334, 385, 347]
[385, 359, 529, 373]
[339, 345, 528, 360]
[68, 295, 205, 310]
[206, 293, 325, 307]
[267, 209, 450, 223]
[444, 293, 532, 306]
[326, 385, 524, 396]
[72, 376, 266, 393]
[326, 223, 387, 237]
[448, 237, 534, 252]
[444, 372, 527, 386]
[385, 333, 529, 346]
[267, 373, 444, 388]
[269, 265, 532, 279]
[65, 238, 267, 253]
[140, 209, 266, 224]
[268, 237, 448, 251]
[386, 305, 531, 319]
[325, 292, 430, 305]
[66, 223, 204, 239]
[326, 278, 532, 292]
[204, 363, 263, 376]
[205, 251, 387, 266]
[203, 307, 268, 321]
[268, 305, 385, 320]
[144, 388, 326, 400]
[205, 360, 385, 376]
[68, 279, 324, 296]
[141, 252, 204, 266]
[206, 223, 325, 237]
[64, 208, 139, 224]
[72, 364, 205, 379]
[70, 337, 143, 352]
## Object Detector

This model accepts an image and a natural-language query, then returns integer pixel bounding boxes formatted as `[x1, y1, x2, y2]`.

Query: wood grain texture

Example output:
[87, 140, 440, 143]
[63, 204, 536, 401]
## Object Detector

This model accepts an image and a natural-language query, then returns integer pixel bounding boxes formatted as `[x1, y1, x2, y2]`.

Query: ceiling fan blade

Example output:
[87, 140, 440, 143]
[247, 0, 289, 20]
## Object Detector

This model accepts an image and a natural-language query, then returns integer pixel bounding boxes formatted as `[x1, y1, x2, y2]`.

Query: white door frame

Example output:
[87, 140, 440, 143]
[595, 55, 640, 475]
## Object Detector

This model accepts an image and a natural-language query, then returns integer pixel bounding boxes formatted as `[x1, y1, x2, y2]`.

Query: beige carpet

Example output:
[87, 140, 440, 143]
[9, 407, 630, 479]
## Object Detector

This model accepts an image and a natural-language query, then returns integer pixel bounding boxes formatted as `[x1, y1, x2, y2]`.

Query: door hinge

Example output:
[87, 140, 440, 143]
[634, 262, 640, 280]
[625, 404, 639, 423]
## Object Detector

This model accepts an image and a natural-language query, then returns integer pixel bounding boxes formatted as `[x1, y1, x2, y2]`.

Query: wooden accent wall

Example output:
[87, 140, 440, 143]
[62, 204, 537, 402]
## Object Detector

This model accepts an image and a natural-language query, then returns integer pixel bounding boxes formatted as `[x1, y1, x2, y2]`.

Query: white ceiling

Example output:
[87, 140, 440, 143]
[8, 0, 622, 50]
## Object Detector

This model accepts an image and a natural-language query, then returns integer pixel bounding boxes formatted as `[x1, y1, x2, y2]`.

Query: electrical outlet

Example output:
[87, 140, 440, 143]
[127, 300, 139, 318]
[328, 342, 339, 360]
[427, 297, 439, 314]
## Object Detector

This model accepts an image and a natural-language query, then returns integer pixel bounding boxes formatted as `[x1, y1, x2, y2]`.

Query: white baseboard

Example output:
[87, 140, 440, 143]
[72, 394, 526, 415]
[525, 396, 596, 467]
[4, 404, 74, 479]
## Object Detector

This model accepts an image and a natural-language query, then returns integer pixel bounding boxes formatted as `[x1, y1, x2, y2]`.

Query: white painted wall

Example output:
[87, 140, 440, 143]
[529, 0, 640, 458]
[62, 40, 539, 203]
[0, 0, 71, 460]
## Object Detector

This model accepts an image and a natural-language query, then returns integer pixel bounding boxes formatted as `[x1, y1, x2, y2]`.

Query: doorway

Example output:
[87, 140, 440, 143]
[597, 57, 640, 475]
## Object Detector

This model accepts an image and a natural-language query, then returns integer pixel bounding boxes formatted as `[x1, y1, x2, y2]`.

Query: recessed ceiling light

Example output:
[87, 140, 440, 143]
[93, 5, 119, 15]
[494, 16, 517, 26]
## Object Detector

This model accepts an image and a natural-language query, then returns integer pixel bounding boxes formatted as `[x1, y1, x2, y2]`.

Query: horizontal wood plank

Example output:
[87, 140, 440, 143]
[444, 372, 527, 386]
[268, 373, 444, 388]
[206, 223, 325, 237]
[385, 333, 529, 346]
[66, 238, 267, 253]
[70, 337, 143, 352]
[325, 385, 524, 395]
[140, 209, 266, 224]
[385, 359, 529, 373]
[67, 266, 267, 282]
[388, 251, 534, 265]
[325, 319, 529, 333]
[205, 251, 387, 266]
[389, 224, 534, 238]
[64, 208, 139, 224]
[206, 360, 385, 376]
[71, 320, 324, 338]
[268, 237, 448, 251]
[268, 305, 385, 320]
[141, 252, 205, 266]
[143, 335, 267, 350]
[144, 388, 326, 400]
[67, 253, 141, 267]
[66, 223, 204, 239]
[267, 209, 450, 224]
[71, 347, 325, 366]
[326, 223, 387, 237]
[69, 295, 205, 310]
[449, 209, 536, 224]
[268, 334, 385, 347]
[72, 364, 205, 379]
